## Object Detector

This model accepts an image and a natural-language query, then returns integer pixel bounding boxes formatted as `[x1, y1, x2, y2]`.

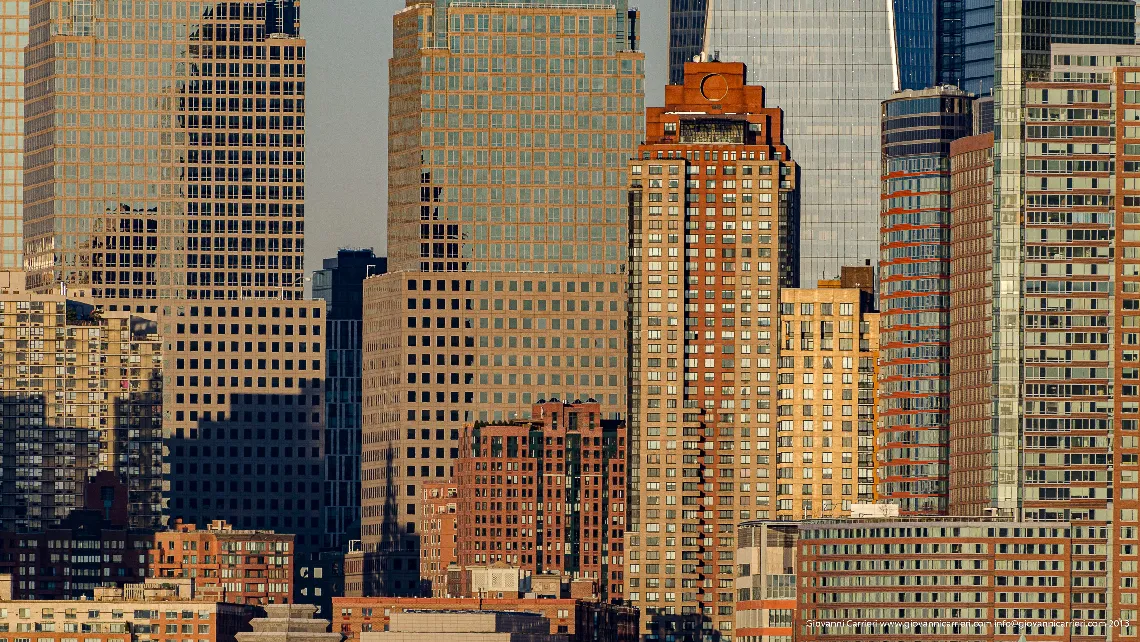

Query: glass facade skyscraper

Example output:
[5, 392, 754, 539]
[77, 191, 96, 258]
[878, 88, 973, 516]
[891, 0, 964, 90]
[668, 0, 896, 285]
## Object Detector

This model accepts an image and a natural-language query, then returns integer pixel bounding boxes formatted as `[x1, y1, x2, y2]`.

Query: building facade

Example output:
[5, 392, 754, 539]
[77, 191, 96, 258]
[23, 0, 306, 306]
[312, 249, 386, 550]
[159, 299, 326, 552]
[795, 519, 1082, 641]
[456, 401, 626, 602]
[417, 482, 457, 598]
[947, 131, 993, 515]
[363, 0, 643, 596]
[892, 0, 964, 90]
[385, 0, 643, 275]
[0, 1, 27, 269]
[331, 597, 639, 642]
[0, 279, 163, 532]
[359, 272, 626, 596]
[732, 522, 796, 642]
[776, 280, 880, 518]
[877, 88, 972, 515]
[0, 583, 260, 642]
[625, 60, 798, 641]
[667, 0, 896, 284]
[150, 520, 294, 606]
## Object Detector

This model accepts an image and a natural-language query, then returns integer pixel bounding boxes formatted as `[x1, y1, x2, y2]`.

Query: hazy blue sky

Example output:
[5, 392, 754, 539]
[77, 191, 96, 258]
[304, 0, 670, 268]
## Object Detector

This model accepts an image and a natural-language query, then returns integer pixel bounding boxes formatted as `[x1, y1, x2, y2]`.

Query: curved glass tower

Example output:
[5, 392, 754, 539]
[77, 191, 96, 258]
[671, 0, 896, 285]
[878, 88, 972, 516]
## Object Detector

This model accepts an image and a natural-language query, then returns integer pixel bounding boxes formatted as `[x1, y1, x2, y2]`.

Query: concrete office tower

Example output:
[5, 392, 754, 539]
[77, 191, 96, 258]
[160, 299, 327, 551]
[625, 60, 798, 641]
[989, 3, 1135, 508]
[358, 272, 627, 596]
[0, 274, 163, 532]
[385, 0, 643, 275]
[877, 88, 972, 516]
[946, 131, 992, 515]
[362, 0, 642, 597]
[22, 0, 306, 307]
[456, 401, 627, 602]
[0, 2, 27, 268]
[776, 278, 880, 517]
[668, 0, 896, 285]
[312, 248, 386, 550]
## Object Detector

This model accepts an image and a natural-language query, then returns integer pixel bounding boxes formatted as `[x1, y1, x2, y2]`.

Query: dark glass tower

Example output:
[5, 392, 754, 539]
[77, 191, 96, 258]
[312, 249, 386, 551]
[893, 0, 964, 90]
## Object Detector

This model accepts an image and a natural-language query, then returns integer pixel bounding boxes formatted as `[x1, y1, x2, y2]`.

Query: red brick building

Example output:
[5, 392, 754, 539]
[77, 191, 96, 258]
[418, 482, 458, 597]
[150, 520, 294, 606]
[330, 596, 638, 642]
[456, 401, 627, 602]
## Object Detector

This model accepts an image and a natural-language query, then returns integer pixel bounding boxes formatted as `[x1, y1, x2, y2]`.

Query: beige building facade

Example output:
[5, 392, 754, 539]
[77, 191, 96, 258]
[0, 1, 26, 269]
[23, 0, 305, 307]
[0, 273, 163, 531]
[359, 272, 625, 596]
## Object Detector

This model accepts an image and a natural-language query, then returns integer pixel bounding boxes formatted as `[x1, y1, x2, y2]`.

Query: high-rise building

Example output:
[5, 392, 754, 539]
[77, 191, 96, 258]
[312, 248, 386, 550]
[361, 0, 644, 597]
[988, 4, 1134, 502]
[892, 0, 964, 90]
[0, 1, 27, 269]
[160, 299, 327, 551]
[877, 88, 972, 516]
[358, 271, 627, 596]
[455, 401, 627, 602]
[667, 0, 896, 284]
[386, 0, 643, 275]
[23, 0, 307, 307]
[776, 280, 880, 517]
[625, 60, 799, 640]
[151, 519, 295, 605]
[942, 45, 1140, 635]
[732, 522, 797, 642]
[947, 131, 992, 515]
[0, 274, 163, 532]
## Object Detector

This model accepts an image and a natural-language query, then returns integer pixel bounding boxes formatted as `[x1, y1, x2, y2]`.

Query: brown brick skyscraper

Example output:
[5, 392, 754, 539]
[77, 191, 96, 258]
[626, 60, 799, 640]
[456, 400, 627, 602]
[23, 0, 306, 307]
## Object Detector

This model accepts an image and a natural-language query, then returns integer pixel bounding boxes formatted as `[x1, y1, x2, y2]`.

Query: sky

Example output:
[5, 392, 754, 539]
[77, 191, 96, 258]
[303, 0, 671, 269]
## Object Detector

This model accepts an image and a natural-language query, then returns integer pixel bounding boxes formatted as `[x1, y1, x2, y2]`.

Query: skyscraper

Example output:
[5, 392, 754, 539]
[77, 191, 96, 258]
[362, 0, 644, 597]
[312, 248, 386, 551]
[23, 0, 306, 307]
[625, 60, 799, 640]
[877, 88, 972, 515]
[0, 275, 164, 532]
[891, 0, 964, 90]
[386, 0, 642, 276]
[667, 0, 896, 284]
[0, 1, 27, 269]
[989, 1, 1135, 519]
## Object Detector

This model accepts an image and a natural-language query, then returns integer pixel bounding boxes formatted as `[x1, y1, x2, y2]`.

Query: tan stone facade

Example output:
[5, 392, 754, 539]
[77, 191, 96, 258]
[776, 283, 879, 520]
[359, 272, 625, 596]
[23, 0, 306, 306]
